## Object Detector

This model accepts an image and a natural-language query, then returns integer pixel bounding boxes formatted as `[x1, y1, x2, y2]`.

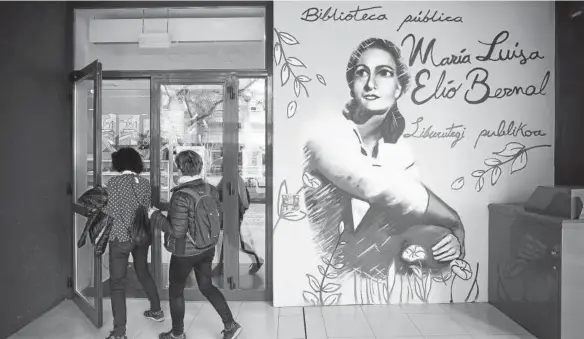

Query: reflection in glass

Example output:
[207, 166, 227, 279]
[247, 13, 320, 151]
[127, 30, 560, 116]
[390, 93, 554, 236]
[75, 214, 95, 306]
[159, 84, 225, 289]
[238, 78, 267, 290]
[74, 78, 94, 198]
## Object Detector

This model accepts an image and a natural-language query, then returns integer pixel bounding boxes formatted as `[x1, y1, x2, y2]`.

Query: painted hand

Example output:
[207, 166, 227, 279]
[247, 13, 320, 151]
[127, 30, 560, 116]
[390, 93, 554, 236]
[432, 234, 461, 262]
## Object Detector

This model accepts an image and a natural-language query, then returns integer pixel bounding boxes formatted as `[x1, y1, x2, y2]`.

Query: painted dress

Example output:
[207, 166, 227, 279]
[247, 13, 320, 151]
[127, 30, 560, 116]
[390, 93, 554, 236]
[303, 115, 450, 304]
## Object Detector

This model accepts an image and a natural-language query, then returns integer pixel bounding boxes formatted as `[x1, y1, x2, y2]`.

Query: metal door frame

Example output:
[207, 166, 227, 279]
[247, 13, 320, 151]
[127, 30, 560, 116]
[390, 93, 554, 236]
[71, 60, 104, 327]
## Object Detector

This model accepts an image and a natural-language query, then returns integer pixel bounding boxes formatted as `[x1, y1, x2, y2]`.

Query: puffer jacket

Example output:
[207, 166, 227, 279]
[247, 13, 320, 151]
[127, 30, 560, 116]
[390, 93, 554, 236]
[150, 179, 222, 257]
[76, 186, 114, 257]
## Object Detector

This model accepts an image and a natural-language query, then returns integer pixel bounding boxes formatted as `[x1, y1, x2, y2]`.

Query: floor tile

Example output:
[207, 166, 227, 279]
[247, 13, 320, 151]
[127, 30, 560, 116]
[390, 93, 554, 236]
[401, 303, 447, 314]
[366, 313, 421, 339]
[303, 306, 323, 317]
[304, 314, 327, 339]
[361, 304, 406, 317]
[323, 314, 374, 338]
[471, 335, 536, 339]
[321, 305, 364, 318]
[277, 315, 305, 339]
[279, 306, 303, 317]
[408, 313, 468, 336]
[448, 306, 529, 336]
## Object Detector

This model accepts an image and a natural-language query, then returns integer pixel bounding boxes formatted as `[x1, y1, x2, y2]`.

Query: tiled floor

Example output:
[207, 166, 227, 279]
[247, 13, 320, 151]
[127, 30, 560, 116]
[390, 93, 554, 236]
[8, 299, 538, 339]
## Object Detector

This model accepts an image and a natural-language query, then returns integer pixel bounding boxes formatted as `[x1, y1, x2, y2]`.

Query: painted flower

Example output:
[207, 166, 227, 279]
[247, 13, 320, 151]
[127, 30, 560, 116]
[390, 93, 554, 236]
[450, 259, 472, 280]
[402, 245, 427, 263]
[302, 171, 322, 189]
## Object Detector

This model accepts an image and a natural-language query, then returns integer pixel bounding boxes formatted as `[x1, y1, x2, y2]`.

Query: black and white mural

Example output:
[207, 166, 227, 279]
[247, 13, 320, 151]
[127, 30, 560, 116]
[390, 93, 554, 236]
[273, 2, 554, 306]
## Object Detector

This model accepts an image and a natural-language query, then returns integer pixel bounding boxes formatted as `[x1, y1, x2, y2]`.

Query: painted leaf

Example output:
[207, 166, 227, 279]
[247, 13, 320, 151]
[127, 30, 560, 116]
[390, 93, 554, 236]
[316, 74, 327, 85]
[322, 283, 342, 293]
[301, 83, 310, 98]
[471, 170, 485, 178]
[475, 176, 485, 192]
[326, 271, 339, 279]
[276, 180, 289, 217]
[283, 210, 306, 221]
[332, 263, 345, 270]
[303, 291, 319, 305]
[274, 43, 283, 66]
[322, 257, 331, 265]
[279, 31, 299, 45]
[318, 265, 326, 276]
[410, 265, 423, 279]
[424, 274, 433, 300]
[323, 293, 341, 306]
[297, 75, 312, 82]
[510, 151, 528, 174]
[338, 221, 345, 234]
[281, 64, 291, 86]
[287, 57, 306, 67]
[451, 177, 465, 190]
[302, 172, 322, 189]
[484, 158, 502, 166]
[494, 142, 525, 157]
[491, 166, 502, 185]
[287, 101, 297, 118]
[450, 259, 472, 280]
[307, 274, 321, 292]
[294, 79, 301, 98]
[414, 279, 424, 300]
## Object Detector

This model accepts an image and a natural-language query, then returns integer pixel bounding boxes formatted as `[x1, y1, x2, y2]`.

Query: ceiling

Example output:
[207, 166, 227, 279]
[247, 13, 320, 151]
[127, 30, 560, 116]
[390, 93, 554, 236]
[76, 7, 265, 20]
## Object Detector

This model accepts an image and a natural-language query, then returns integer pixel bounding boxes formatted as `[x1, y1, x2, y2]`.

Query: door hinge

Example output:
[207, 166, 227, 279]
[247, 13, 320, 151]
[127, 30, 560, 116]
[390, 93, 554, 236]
[67, 276, 73, 288]
[69, 71, 83, 83]
[66, 182, 73, 195]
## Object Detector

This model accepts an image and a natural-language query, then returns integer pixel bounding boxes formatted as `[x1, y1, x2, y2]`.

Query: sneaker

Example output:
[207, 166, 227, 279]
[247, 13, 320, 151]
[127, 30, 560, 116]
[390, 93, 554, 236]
[222, 322, 242, 339]
[144, 309, 165, 322]
[159, 330, 186, 339]
[105, 331, 127, 339]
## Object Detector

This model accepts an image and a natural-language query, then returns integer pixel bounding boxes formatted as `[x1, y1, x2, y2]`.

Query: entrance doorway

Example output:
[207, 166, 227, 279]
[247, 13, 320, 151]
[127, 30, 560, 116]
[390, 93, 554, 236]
[72, 66, 270, 325]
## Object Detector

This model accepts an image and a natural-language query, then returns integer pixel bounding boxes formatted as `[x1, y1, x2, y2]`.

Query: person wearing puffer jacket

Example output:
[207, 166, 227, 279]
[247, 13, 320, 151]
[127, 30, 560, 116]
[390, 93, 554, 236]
[149, 150, 242, 339]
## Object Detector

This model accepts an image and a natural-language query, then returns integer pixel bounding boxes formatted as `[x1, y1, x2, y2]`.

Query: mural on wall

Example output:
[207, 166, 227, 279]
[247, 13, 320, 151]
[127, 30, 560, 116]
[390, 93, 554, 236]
[273, 2, 554, 307]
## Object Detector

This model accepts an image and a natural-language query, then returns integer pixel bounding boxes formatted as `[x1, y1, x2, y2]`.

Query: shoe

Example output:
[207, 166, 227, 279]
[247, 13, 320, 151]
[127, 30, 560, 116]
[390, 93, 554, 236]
[248, 259, 264, 275]
[144, 309, 165, 322]
[159, 330, 186, 339]
[222, 322, 242, 339]
[105, 331, 127, 339]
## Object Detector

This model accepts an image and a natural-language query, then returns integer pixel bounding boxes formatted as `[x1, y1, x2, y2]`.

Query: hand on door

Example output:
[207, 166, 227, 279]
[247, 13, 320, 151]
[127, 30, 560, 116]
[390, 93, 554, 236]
[148, 206, 159, 218]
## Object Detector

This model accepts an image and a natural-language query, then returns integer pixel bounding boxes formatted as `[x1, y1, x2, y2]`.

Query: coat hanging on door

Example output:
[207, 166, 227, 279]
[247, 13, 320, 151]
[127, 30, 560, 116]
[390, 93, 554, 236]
[77, 186, 114, 257]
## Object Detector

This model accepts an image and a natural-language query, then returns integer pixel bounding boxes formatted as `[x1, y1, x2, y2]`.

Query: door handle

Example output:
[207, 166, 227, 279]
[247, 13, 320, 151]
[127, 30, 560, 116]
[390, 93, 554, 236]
[227, 182, 236, 196]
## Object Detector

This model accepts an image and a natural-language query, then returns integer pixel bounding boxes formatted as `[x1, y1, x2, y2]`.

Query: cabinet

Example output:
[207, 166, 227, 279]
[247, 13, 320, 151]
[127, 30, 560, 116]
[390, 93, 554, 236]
[489, 203, 584, 339]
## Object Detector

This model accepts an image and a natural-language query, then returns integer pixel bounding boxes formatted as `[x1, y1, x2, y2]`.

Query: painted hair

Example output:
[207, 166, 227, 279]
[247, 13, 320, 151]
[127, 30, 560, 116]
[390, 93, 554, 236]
[343, 38, 411, 143]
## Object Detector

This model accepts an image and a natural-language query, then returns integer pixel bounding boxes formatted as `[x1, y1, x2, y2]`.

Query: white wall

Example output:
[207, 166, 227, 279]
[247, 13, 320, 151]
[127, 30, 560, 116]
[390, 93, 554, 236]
[272, 1, 555, 307]
[74, 10, 265, 71]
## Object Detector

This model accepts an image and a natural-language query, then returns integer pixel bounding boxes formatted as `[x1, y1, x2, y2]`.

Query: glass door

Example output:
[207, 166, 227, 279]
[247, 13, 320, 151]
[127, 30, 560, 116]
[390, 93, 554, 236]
[72, 60, 104, 327]
[151, 76, 234, 297]
[151, 73, 268, 301]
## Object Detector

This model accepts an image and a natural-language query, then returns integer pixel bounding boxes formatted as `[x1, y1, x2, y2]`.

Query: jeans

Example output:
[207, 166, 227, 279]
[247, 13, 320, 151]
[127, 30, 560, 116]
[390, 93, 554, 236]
[109, 241, 161, 335]
[169, 250, 234, 335]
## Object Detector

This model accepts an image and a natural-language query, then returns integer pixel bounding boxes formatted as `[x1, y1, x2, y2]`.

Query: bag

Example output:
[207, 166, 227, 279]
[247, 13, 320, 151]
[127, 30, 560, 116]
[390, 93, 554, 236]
[180, 185, 221, 250]
[129, 177, 151, 247]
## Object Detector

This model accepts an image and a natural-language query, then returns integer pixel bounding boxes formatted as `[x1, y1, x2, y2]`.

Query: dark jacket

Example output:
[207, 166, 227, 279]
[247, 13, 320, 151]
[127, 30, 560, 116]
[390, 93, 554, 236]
[77, 186, 114, 257]
[150, 179, 222, 257]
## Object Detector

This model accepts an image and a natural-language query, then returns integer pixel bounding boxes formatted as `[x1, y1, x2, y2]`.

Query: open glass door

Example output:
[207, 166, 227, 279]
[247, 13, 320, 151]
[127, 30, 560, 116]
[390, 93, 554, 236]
[72, 60, 104, 327]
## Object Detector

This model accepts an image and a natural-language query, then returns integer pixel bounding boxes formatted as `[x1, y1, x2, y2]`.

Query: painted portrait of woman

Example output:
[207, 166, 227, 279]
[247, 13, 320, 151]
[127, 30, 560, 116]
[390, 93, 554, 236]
[303, 38, 466, 304]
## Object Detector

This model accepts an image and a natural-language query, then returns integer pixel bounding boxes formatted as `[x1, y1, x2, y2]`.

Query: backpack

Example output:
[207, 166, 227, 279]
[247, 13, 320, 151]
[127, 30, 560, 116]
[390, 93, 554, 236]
[129, 177, 151, 247]
[179, 185, 221, 250]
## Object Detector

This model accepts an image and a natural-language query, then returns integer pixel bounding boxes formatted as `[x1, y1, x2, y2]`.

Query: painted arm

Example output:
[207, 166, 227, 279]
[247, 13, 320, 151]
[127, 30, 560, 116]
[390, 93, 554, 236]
[305, 135, 429, 215]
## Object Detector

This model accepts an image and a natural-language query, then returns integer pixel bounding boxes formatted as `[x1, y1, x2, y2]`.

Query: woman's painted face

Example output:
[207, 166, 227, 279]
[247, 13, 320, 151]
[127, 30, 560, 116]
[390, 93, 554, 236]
[352, 48, 400, 112]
